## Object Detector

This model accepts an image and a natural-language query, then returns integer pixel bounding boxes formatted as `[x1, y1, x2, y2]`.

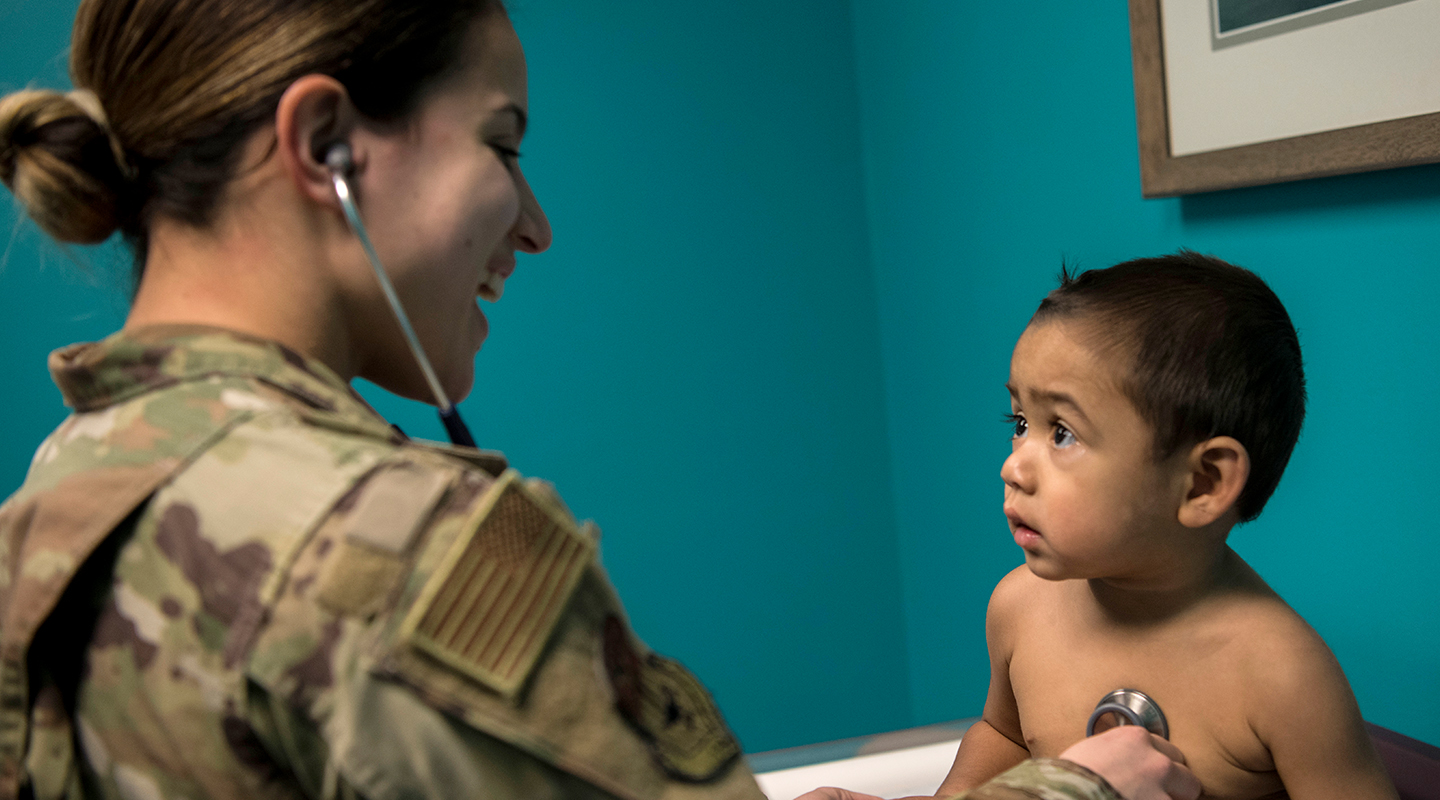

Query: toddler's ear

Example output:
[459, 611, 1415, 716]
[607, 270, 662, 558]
[1178, 436, 1249, 528]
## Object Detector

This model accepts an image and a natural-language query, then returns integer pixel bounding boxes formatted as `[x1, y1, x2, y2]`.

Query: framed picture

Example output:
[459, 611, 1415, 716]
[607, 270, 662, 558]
[1129, 0, 1440, 197]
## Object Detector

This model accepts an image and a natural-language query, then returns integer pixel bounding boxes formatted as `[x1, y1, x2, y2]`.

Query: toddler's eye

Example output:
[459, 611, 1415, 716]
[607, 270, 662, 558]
[1052, 423, 1076, 448]
[1005, 413, 1028, 440]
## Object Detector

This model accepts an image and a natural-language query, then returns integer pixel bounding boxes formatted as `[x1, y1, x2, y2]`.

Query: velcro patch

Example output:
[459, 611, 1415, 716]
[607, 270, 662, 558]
[316, 461, 455, 617]
[346, 461, 454, 553]
[398, 469, 596, 698]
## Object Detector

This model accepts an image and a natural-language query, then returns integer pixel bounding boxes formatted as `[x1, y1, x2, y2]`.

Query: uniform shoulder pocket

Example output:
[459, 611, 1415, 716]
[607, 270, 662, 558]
[315, 458, 457, 618]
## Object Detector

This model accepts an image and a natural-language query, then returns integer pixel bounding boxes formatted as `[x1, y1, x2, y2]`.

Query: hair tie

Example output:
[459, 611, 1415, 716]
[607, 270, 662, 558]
[66, 88, 137, 181]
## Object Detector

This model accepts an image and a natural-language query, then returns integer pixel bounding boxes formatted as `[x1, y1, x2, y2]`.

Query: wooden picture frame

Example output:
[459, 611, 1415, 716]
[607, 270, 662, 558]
[1129, 0, 1440, 198]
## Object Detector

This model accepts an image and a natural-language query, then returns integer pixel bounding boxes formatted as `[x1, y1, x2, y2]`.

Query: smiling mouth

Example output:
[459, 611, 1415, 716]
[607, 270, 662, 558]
[478, 256, 516, 303]
[477, 271, 506, 302]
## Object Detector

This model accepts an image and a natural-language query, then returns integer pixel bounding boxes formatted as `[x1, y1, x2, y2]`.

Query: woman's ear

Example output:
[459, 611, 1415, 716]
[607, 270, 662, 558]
[1178, 436, 1250, 529]
[274, 74, 358, 207]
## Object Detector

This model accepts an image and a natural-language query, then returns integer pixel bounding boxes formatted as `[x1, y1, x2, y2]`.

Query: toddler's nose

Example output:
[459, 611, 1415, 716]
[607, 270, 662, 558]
[1001, 447, 1032, 492]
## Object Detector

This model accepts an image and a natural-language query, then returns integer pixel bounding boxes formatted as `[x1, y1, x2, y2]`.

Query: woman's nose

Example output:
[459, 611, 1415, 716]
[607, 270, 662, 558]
[511, 168, 552, 254]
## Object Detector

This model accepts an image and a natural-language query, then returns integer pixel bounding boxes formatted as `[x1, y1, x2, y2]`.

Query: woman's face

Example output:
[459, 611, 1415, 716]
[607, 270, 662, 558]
[350, 10, 550, 404]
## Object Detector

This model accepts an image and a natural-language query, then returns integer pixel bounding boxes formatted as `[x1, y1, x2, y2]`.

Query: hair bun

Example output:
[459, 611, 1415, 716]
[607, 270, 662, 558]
[0, 89, 134, 244]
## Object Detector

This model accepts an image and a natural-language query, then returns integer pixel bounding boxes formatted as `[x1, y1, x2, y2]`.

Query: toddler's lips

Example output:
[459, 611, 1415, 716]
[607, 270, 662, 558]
[1013, 524, 1041, 548]
[1005, 507, 1040, 548]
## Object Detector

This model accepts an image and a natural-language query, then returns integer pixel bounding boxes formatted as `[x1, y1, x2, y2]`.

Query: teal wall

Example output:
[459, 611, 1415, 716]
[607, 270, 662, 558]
[3, 0, 1438, 756]
[455, 0, 912, 752]
[0, 0, 909, 754]
[0, 0, 132, 499]
[850, 0, 1440, 747]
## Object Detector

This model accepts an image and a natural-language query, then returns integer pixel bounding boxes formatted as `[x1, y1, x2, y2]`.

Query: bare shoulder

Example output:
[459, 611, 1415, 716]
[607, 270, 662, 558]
[987, 565, 1043, 621]
[1238, 598, 1355, 730]
[1207, 566, 1344, 707]
[1210, 561, 1374, 741]
[985, 565, 1063, 645]
[1210, 565, 1397, 796]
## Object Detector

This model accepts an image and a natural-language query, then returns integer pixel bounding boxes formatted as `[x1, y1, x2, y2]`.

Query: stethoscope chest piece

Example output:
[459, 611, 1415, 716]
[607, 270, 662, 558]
[1086, 688, 1169, 740]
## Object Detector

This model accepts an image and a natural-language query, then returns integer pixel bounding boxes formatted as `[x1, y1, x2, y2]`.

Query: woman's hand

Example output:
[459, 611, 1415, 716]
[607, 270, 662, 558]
[792, 791, 931, 800]
[790, 726, 1200, 800]
[1059, 726, 1202, 800]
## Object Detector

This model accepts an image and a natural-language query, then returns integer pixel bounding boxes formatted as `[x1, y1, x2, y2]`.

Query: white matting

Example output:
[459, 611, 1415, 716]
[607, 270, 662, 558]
[1160, 0, 1440, 155]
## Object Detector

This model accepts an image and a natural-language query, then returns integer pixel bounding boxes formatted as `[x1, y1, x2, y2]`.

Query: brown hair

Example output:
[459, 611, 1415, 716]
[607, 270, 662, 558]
[0, 0, 501, 265]
[1032, 251, 1306, 522]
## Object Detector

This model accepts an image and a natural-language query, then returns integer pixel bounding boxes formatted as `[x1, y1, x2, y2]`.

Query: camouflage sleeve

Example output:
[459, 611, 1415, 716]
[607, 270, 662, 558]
[940, 759, 1124, 800]
[248, 625, 611, 800]
[239, 455, 611, 799]
[241, 455, 760, 800]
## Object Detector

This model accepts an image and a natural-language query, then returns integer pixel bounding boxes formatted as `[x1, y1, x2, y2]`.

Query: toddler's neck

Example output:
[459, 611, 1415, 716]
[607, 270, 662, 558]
[1084, 545, 1247, 625]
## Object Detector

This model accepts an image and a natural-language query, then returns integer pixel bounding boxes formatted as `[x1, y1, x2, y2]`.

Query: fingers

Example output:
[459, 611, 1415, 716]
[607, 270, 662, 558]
[790, 789, 886, 800]
[1135, 732, 1200, 800]
[1145, 733, 1188, 766]
[1059, 726, 1201, 800]
[1160, 761, 1202, 800]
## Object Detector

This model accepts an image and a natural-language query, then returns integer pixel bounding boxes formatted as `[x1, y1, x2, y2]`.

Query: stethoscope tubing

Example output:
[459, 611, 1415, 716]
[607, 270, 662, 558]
[328, 147, 477, 448]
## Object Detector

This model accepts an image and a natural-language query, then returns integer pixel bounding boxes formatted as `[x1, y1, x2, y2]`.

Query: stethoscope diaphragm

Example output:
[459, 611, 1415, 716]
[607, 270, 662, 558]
[1086, 688, 1169, 740]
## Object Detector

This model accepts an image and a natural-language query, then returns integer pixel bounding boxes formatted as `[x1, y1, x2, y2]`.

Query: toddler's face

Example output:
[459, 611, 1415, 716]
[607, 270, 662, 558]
[1001, 321, 1191, 585]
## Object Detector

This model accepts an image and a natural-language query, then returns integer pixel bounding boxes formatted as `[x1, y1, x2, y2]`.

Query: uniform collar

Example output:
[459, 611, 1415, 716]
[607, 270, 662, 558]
[49, 325, 379, 423]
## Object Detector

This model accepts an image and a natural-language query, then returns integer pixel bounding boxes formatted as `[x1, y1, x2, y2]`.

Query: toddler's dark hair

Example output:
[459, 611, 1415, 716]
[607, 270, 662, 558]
[1032, 250, 1305, 522]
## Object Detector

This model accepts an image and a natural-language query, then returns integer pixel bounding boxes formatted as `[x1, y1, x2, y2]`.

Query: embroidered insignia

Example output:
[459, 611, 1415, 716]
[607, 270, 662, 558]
[603, 616, 741, 782]
[398, 469, 596, 698]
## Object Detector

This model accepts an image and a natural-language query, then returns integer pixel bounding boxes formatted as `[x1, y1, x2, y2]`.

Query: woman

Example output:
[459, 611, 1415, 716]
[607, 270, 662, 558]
[0, 1, 1197, 798]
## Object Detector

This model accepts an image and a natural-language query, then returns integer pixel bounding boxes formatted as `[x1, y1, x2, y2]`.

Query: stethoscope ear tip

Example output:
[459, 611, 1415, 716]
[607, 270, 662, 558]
[323, 138, 476, 448]
[325, 142, 354, 175]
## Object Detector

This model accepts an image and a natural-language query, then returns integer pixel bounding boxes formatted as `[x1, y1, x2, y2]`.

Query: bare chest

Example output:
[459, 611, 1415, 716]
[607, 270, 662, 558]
[1009, 627, 1286, 800]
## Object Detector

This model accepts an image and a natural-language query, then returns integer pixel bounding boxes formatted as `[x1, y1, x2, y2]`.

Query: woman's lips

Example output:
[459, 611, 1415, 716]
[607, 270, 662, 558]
[477, 271, 506, 302]
[477, 256, 516, 302]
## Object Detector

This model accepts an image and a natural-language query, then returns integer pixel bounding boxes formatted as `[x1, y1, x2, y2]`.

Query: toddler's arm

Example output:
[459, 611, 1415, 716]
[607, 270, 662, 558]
[935, 569, 1031, 794]
[1253, 621, 1397, 799]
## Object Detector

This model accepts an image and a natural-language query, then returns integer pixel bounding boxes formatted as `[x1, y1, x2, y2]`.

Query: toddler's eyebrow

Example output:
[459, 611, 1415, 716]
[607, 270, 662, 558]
[1006, 384, 1093, 426]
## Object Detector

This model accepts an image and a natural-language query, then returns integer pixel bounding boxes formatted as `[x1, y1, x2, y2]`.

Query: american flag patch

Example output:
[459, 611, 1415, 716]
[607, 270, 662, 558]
[399, 469, 596, 698]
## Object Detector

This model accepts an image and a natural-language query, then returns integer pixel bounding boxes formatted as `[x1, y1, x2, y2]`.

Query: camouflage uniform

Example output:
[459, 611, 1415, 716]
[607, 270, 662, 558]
[945, 760, 1123, 800]
[0, 326, 1119, 800]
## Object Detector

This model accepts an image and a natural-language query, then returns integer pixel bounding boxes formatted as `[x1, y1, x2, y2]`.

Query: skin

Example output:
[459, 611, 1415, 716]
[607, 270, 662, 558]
[97, 12, 1382, 800]
[795, 727, 1201, 800]
[125, 10, 551, 404]
[933, 320, 1396, 800]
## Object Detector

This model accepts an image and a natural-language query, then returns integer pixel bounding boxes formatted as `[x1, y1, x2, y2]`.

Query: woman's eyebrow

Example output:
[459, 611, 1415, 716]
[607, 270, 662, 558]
[496, 102, 527, 134]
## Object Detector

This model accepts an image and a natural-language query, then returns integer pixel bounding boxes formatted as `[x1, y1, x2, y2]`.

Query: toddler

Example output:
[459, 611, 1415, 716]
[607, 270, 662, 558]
[939, 252, 1396, 799]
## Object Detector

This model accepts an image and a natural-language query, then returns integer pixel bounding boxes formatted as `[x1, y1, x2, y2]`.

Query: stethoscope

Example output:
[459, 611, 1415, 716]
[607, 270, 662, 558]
[327, 136, 1168, 747]
[329, 138, 1178, 740]
[1087, 688, 1169, 740]
[325, 142, 477, 448]
[331, 143, 1174, 741]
